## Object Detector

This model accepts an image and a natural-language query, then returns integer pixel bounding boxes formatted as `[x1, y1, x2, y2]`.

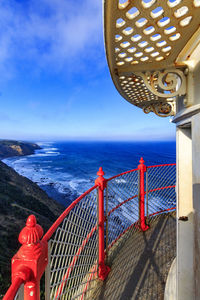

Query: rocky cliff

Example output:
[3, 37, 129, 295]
[0, 141, 64, 297]
[0, 140, 41, 159]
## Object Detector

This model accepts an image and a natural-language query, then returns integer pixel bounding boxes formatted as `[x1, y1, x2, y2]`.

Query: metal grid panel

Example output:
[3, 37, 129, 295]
[48, 188, 98, 300]
[106, 170, 139, 250]
[4, 164, 177, 299]
[147, 164, 176, 223]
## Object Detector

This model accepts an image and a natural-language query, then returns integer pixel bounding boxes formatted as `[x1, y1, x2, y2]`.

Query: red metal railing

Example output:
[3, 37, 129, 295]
[3, 158, 176, 300]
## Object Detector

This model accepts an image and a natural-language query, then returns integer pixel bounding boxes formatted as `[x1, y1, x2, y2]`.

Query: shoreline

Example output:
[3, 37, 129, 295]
[2, 141, 78, 207]
[0, 139, 41, 159]
[1, 140, 176, 208]
[0, 141, 65, 296]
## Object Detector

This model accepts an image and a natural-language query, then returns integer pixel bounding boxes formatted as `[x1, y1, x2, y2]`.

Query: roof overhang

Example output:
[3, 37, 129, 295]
[104, 0, 200, 117]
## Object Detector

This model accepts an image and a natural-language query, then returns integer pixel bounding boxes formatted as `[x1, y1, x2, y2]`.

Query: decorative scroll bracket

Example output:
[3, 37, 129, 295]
[136, 69, 186, 98]
[132, 69, 187, 117]
[143, 101, 175, 118]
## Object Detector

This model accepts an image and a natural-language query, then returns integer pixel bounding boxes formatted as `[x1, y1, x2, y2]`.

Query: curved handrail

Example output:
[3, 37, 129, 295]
[148, 185, 175, 193]
[108, 194, 138, 216]
[147, 163, 176, 168]
[3, 278, 24, 300]
[107, 186, 175, 218]
[42, 184, 98, 242]
[3, 161, 176, 300]
[43, 164, 176, 242]
[106, 185, 176, 250]
[107, 168, 138, 182]
[149, 207, 176, 217]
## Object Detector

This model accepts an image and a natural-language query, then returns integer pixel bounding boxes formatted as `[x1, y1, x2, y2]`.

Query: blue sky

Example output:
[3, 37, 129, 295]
[0, 0, 175, 141]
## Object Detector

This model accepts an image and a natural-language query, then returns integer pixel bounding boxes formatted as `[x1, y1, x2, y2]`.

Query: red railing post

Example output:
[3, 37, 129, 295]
[95, 167, 110, 281]
[138, 158, 149, 231]
[4, 215, 48, 300]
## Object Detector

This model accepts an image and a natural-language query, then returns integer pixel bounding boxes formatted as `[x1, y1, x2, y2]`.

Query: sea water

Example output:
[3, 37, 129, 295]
[3, 141, 176, 207]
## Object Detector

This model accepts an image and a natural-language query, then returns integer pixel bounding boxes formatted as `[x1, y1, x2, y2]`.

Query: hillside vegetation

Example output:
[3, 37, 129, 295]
[0, 141, 64, 297]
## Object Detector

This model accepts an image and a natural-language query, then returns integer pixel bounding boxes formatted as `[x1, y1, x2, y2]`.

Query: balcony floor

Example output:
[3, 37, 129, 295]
[90, 212, 176, 300]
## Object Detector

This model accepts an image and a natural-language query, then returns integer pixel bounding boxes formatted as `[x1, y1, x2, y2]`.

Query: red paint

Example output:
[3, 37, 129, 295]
[3, 277, 25, 300]
[138, 158, 149, 232]
[147, 163, 176, 169]
[54, 225, 97, 299]
[108, 206, 176, 251]
[107, 167, 138, 182]
[4, 162, 176, 298]
[80, 264, 98, 300]
[149, 206, 176, 217]
[148, 185, 175, 193]
[95, 167, 110, 280]
[107, 185, 175, 217]
[4, 215, 48, 300]
[43, 185, 98, 242]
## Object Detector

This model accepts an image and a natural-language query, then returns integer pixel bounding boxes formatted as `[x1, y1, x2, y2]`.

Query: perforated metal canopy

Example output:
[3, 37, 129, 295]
[104, 0, 200, 116]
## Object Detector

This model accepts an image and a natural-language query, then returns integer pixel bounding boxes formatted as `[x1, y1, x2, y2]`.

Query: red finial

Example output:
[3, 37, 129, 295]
[97, 167, 105, 177]
[139, 157, 144, 164]
[26, 215, 36, 227]
[9, 215, 48, 300]
[19, 215, 43, 245]
[138, 157, 146, 171]
[95, 167, 106, 189]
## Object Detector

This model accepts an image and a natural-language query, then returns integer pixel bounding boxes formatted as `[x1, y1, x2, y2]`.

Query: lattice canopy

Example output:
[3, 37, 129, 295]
[104, 0, 200, 116]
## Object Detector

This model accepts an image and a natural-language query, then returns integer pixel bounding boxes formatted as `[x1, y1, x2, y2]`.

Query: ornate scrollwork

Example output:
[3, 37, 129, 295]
[136, 69, 186, 99]
[143, 102, 175, 117]
[118, 68, 186, 117]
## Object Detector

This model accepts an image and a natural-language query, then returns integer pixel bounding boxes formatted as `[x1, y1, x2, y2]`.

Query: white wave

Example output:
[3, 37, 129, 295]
[3, 148, 92, 199]
[45, 151, 60, 155]
[30, 153, 60, 157]
[115, 178, 127, 184]
[31, 154, 52, 157]
[36, 142, 54, 147]
[53, 182, 69, 194]
[67, 178, 91, 194]
[48, 147, 58, 151]
[43, 147, 58, 151]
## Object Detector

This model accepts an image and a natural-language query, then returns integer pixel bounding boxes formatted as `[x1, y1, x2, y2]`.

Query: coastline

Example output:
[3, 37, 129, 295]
[0, 139, 176, 297]
[2, 140, 176, 209]
[0, 139, 41, 159]
[2, 141, 93, 208]
[0, 140, 64, 297]
[2, 143, 77, 208]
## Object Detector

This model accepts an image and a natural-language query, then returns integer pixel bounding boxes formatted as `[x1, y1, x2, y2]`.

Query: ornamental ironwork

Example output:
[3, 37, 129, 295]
[104, 0, 200, 116]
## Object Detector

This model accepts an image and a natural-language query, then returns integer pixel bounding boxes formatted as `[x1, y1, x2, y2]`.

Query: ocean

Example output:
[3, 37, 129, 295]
[3, 141, 176, 207]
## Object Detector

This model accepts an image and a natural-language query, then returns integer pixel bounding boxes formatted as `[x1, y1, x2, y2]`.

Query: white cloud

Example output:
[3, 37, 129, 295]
[0, 0, 104, 76]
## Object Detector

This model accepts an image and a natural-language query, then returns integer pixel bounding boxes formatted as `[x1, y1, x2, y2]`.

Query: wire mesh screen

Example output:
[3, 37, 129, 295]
[147, 164, 176, 223]
[3, 162, 177, 300]
[106, 170, 139, 253]
[48, 188, 98, 300]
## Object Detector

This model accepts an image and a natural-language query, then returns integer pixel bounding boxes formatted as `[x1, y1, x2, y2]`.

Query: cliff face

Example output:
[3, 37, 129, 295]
[0, 142, 64, 297]
[0, 140, 41, 159]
